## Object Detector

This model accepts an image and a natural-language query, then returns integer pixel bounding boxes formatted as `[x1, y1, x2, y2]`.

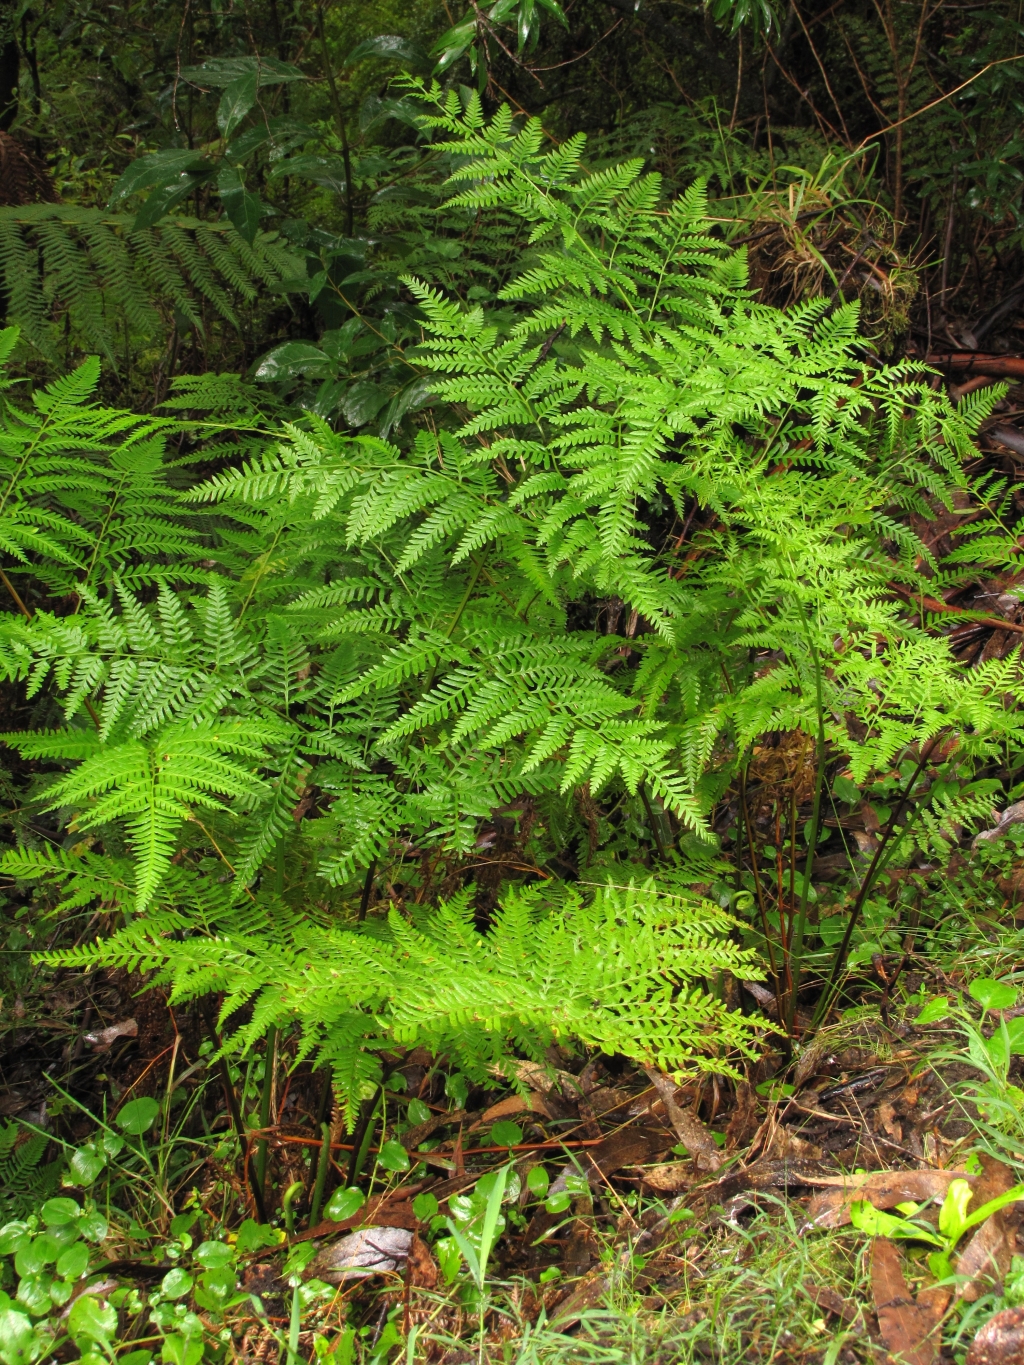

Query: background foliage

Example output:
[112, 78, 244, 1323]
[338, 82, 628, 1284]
[0, 0, 1023, 1359]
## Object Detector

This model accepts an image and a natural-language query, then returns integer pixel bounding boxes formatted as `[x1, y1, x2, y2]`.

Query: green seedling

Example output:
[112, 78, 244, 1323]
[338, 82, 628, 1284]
[850, 1177, 1024, 1279]
[443, 1165, 511, 1365]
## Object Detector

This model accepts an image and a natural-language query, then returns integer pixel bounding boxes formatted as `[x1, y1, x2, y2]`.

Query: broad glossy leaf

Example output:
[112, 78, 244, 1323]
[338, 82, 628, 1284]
[527, 1166, 549, 1199]
[325, 1187, 365, 1223]
[75, 1212, 107, 1244]
[55, 1242, 88, 1280]
[68, 1294, 117, 1344]
[407, 1098, 431, 1125]
[161, 1334, 204, 1365]
[916, 996, 949, 1025]
[253, 342, 331, 382]
[194, 1240, 233, 1269]
[108, 150, 209, 206]
[160, 1268, 193, 1300]
[0, 1307, 45, 1365]
[832, 775, 860, 804]
[0, 1226, 29, 1257]
[342, 381, 387, 428]
[68, 1145, 106, 1186]
[132, 174, 210, 232]
[969, 977, 1017, 1010]
[490, 1120, 523, 1147]
[377, 1139, 410, 1172]
[116, 1097, 160, 1135]
[217, 166, 262, 243]
[412, 1192, 438, 1220]
[535, 0, 569, 24]
[40, 1198, 80, 1227]
[14, 1240, 54, 1278]
[270, 154, 348, 194]
[234, 1220, 283, 1253]
[178, 56, 305, 88]
[217, 71, 258, 139]
[344, 35, 430, 69]
[13, 1278, 50, 1319]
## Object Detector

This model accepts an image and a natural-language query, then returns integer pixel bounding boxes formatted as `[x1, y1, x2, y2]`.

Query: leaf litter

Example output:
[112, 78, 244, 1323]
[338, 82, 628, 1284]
[10, 954, 1024, 1363]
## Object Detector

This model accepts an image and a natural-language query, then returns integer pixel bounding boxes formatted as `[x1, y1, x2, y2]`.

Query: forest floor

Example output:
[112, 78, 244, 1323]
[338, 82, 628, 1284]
[5, 879, 1024, 1365]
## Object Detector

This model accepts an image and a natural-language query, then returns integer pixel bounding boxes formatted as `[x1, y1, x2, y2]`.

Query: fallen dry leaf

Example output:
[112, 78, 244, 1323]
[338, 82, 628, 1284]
[804, 1281, 860, 1324]
[310, 1226, 414, 1282]
[549, 1269, 610, 1327]
[876, 1100, 901, 1141]
[634, 1161, 693, 1193]
[588, 1086, 636, 1117]
[578, 1126, 669, 1186]
[481, 1091, 552, 1122]
[801, 1168, 970, 1231]
[765, 1128, 824, 1161]
[399, 1107, 468, 1152]
[643, 1066, 721, 1171]
[725, 1081, 759, 1150]
[872, 1237, 948, 1365]
[405, 1234, 438, 1289]
[83, 1018, 138, 1051]
[958, 1156, 1024, 1301]
[301, 1191, 422, 1242]
[966, 1305, 1024, 1365]
[496, 1059, 579, 1095]
[697, 1158, 828, 1214]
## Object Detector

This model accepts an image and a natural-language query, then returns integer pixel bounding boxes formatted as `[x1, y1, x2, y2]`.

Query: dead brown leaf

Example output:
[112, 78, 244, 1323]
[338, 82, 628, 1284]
[399, 1108, 469, 1152]
[405, 1234, 438, 1289]
[725, 1080, 759, 1150]
[310, 1226, 415, 1283]
[958, 1156, 1024, 1301]
[801, 1168, 971, 1232]
[875, 1100, 901, 1141]
[643, 1067, 721, 1171]
[480, 1092, 552, 1122]
[588, 1086, 637, 1117]
[83, 1018, 138, 1051]
[549, 1269, 610, 1327]
[696, 1158, 830, 1213]
[966, 1304, 1024, 1365]
[872, 1237, 948, 1365]
[804, 1281, 861, 1323]
[634, 1162, 693, 1193]
[585, 1126, 670, 1180]
[765, 1128, 824, 1161]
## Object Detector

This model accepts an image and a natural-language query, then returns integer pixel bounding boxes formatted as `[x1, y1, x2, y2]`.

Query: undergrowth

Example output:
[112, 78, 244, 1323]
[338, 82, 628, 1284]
[1, 16, 1024, 1365]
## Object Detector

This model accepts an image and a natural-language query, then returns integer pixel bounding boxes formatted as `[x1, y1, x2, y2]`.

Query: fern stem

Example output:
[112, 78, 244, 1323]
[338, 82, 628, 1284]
[423, 557, 484, 693]
[639, 782, 668, 862]
[785, 639, 826, 1032]
[254, 1024, 278, 1200]
[347, 1084, 383, 1186]
[287, 1280, 302, 1365]
[739, 765, 787, 1033]
[307, 1120, 332, 1229]
[356, 858, 376, 922]
[200, 999, 267, 1223]
[304, 1071, 334, 1215]
[0, 567, 30, 620]
[810, 732, 944, 1030]
[315, 3, 353, 239]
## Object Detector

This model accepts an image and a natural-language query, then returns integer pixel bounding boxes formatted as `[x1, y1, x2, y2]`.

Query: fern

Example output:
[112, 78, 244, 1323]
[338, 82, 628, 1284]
[0, 206, 302, 361]
[41, 871, 762, 1124]
[0, 93, 1019, 1110]
[0, 1123, 62, 1221]
[0, 334, 195, 603]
